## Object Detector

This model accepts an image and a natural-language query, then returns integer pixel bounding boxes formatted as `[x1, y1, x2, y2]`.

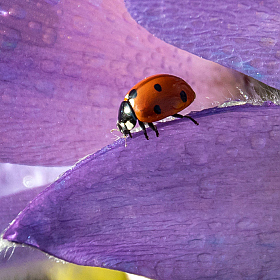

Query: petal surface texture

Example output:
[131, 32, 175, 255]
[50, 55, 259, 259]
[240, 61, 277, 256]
[125, 0, 280, 89]
[3, 103, 280, 279]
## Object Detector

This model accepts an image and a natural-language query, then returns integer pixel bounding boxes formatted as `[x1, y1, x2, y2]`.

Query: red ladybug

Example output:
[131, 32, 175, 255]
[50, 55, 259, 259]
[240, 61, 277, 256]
[117, 74, 198, 140]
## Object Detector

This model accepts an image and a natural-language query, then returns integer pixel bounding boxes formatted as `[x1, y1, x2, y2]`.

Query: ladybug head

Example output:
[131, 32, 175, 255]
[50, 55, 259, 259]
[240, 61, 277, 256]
[117, 101, 137, 138]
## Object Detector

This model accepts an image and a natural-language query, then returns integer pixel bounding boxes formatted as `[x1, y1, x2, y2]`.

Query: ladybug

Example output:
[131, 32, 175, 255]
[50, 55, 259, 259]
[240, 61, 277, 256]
[117, 74, 198, 140]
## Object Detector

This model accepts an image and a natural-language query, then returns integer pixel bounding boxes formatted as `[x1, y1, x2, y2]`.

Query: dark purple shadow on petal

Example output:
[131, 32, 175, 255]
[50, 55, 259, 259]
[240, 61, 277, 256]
[125, 0, 280, 89]
[3, 103, 280, 279]
[0, 186, 48, 269]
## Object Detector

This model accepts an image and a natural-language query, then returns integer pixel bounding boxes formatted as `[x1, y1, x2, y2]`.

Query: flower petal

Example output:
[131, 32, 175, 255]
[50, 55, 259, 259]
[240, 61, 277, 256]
[125, 0, 280, 89]
[0, 0, 254, 166]
[0, 186, 48, 269]
[3, 103, 280, 279]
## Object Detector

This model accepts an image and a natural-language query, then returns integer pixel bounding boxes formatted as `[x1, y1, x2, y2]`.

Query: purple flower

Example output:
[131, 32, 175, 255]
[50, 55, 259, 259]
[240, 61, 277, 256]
[1, 0, 280, 279]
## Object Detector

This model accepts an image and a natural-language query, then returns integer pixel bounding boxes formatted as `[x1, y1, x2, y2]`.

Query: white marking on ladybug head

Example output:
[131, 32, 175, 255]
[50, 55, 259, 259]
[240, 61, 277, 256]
[124, 105, 131, 114]
[129, 99, 134, 108]
[125, 120, 134, 130]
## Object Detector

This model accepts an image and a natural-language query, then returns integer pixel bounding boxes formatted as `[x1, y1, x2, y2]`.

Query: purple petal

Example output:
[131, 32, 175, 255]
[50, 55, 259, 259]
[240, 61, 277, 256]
[4, 103, 280, 279]
[0, 186, 48, 269]
[125, 0, 280, 89]
[1, 0, 255, 166]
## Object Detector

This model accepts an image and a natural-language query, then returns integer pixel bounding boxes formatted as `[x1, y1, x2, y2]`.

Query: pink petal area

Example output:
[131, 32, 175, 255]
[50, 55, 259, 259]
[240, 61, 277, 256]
[125, 0, 280, 89]
[4, 104, 280, 279]
[1, 0, 253, 166]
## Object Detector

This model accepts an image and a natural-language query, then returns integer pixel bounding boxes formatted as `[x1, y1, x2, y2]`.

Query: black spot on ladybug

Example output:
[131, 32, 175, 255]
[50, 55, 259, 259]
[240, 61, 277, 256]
[180, 90, 187, 102]
[154, 105, 161, 114]
[154, 84, 162, 92]
[128, 89, 137, 99]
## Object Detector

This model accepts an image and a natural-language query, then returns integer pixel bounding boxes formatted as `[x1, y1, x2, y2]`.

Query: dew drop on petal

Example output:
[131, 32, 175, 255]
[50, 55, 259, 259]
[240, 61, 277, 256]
[269, 125, 280, 142]
[34, 80, 55, 97]
[42, 28, 57, 46]
[41, 59, 57, 73]
[250, 134, 266, 149]
[8, 5, 26, 19]
[0, 26, 21, 50]
[226, 147, 238, 157]
[63, 63, 82, 78]
[197, 177, 217, 199]
[28, 21, 42, 31]
[72, 16, 93, 34]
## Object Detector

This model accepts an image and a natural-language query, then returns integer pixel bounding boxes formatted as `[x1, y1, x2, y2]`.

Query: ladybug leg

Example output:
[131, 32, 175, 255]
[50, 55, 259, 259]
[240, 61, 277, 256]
[148, 122, 159, 137]
[138, 120, 149, 140]
[172, 114, 199, 125]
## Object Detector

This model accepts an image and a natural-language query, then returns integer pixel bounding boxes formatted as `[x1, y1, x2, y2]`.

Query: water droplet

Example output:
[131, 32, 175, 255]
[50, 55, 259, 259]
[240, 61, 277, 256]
[188, 239, 204, 248]
[197, 253, 213, 264]
[110, 60, 127, 72]
[63, 63, 81, 78]
[227, 23, 238, 31]
[259, 37, 277, 48]
[143, 67, 154, 77]
[82, 52, 105, 68]
[20, 57, 34, 69]
[87, 85, 111, 107]
[256, 11, 270, 20]
[196, 153, 209, 165]
[198, 177, 217, 199]
[56, 9, 63, 16]
[8, 5, 26, 19]
[216, 134, 233, 145]
[73, 16, 92, 34]
[226, 147, 238, 157]
[28, 21, 42, 31]
[249, 58, 263, 69]
[258, 231, 280, 247]
[237, 3, 250, 9]
[250, 134, 266, 149]
[208, 221, 222, 230]
[147, 34, 155, 44]
[236, 218, 257, 230]
[135, 52, 146, 64]
[106, 12, 116, 22]
[0, 63, 17, 81]
[35, 80, 55, 97]
[0, 26, 21, 50]
[42, 28, 57, 46]
[239, 117, 255, 127]
[87, 0, 103, 7]
[125, 35, 139, 47]
[44, 0, 60, 5]
[275, 51, 280, 59]
[269, 125, 280, 142]
[41, 59, 56, 73]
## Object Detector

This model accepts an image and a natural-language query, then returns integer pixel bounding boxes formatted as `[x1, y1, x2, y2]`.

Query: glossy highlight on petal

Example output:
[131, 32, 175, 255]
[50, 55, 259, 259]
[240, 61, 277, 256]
[4, 103, 280, 279]
[125, 0, 280, 89]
